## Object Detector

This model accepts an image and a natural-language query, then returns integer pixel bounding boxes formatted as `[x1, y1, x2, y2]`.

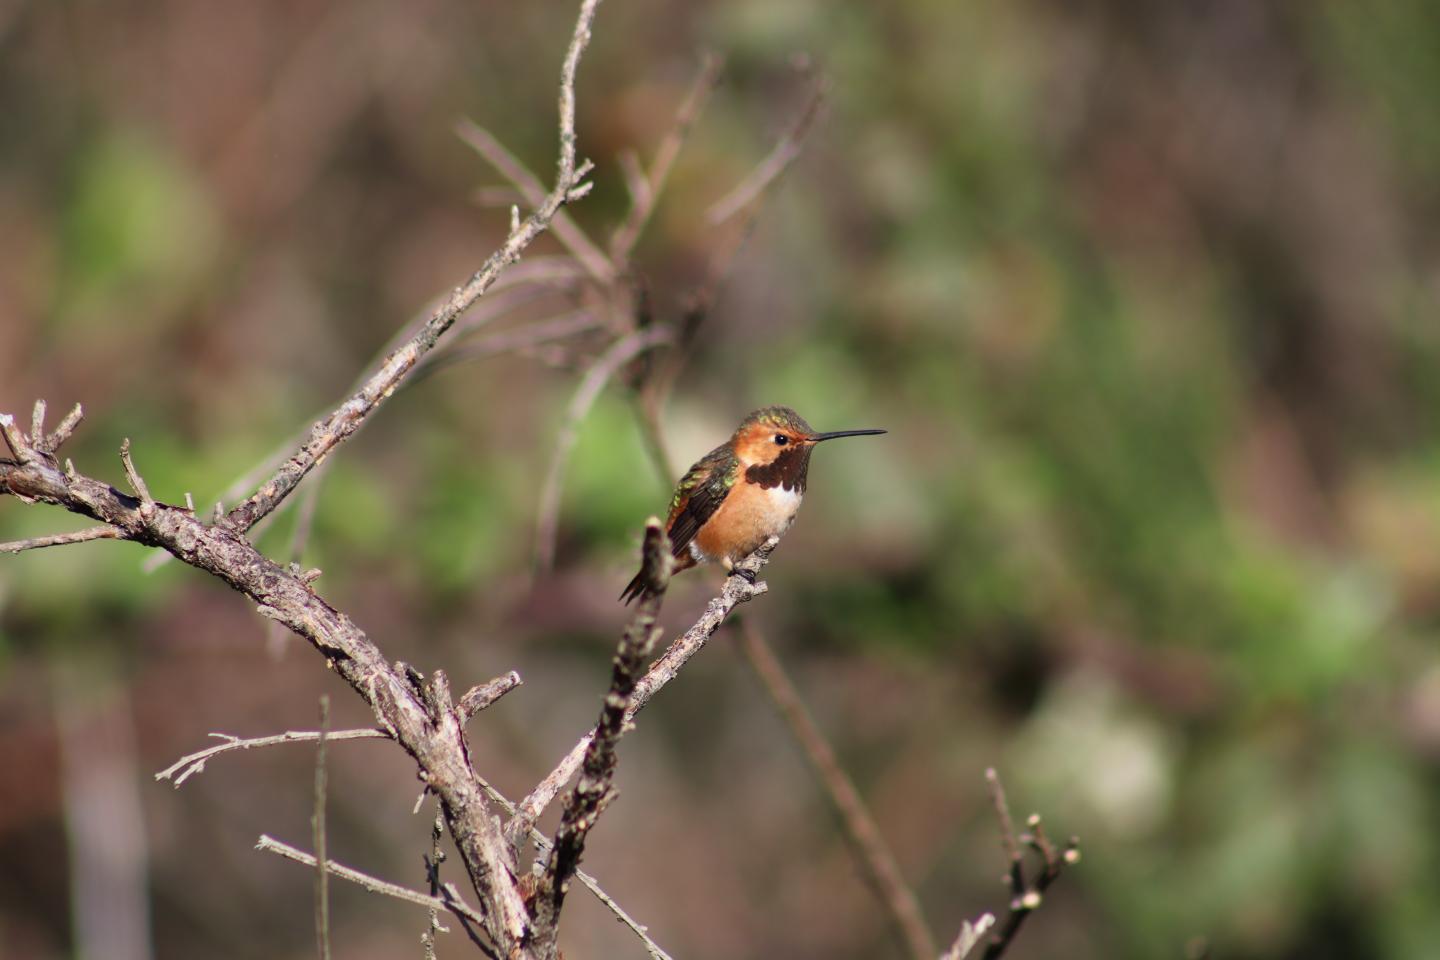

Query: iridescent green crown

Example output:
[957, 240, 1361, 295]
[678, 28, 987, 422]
[739, 406, 813, 435]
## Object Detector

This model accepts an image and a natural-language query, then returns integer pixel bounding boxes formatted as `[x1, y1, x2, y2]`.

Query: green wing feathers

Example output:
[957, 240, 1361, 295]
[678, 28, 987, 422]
[664, 444, 736, 559]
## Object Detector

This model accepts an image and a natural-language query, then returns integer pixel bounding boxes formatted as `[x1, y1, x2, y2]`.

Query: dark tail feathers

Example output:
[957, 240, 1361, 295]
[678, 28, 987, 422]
[618, 569, 651, 605]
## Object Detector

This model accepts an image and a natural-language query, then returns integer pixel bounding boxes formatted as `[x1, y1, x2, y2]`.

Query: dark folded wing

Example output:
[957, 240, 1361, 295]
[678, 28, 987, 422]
[665, 444, 736, 558]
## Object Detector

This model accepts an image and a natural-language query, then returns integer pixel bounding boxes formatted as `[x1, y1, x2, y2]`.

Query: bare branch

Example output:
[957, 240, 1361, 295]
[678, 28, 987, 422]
[0, 413, 31, 464]
[510, 536, 778, 837]
[534, 326, 675, 571]
[119, 439, 155, 507]
[941, 913, 998, 960]
[979, 768, 1080, 960]
[986, 768, 1023, 890]
[422, 808, 448, 960]
[256, 835, 493, 942]
[738, 619, 937, 960]
[416, 309, 603, 384]
[633, 73, 826, 423]
[146, 266, 588, 577]
[220, 0, 606, 536]
[0, 525, 121, 554]
[530, 520, 672, 956]
[313, 697, 332, 960]
[609, 53, 724, 265]
[458, 671, 524, 722]
[155, 728, 389, 787]
[160, 715, 669, 956]
[474, 773, 674, 960]
[456, 119, 614, 285]
[45, 402, 84, 454]
[706, 72, 827, 225]
[30, 399, 46, 448]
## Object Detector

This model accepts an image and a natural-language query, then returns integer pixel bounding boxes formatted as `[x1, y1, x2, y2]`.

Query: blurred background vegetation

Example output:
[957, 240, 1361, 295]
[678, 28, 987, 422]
[3, 1, 1440, 958]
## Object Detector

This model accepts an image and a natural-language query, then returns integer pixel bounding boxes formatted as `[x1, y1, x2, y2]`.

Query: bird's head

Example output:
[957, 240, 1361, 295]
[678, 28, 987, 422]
[730, 406, 886, 469]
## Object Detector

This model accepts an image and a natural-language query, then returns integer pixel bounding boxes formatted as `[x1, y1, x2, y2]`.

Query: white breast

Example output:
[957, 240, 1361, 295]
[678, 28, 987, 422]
[764, 485, 804, 525]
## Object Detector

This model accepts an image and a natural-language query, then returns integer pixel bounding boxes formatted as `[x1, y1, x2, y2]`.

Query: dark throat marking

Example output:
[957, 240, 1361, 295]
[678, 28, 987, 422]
[744, 446, 813, 493]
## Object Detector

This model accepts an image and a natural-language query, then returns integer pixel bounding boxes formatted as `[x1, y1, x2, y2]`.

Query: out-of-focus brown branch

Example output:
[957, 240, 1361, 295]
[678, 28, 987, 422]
[457, 119, 614, 286]
[979, 768, 1080, 960]
[705, 71, 827, 225]
[609, 54, 725, 265]
[218, 0, 603, 537]
[509, 536, 778, 841]
[636, 66, 827, 426]
[529, 520, 672, 958]
[416, 309, 604, 383]
[940, 913, 998, 960]
[313, 697, 332, 960]
[533, 325, 675, 572]
[736, 619, 938, 960]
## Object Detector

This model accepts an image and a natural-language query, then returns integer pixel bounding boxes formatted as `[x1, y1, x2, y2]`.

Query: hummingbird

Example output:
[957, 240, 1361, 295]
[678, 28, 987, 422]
[621, 406, 886, 604]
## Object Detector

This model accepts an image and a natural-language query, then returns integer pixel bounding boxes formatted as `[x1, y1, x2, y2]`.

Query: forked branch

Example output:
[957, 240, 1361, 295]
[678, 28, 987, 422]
[220, 0, 605, 536]
[1, 2, 610, 955]
[509, 536, 779, 842]
[978, 768, 1080, 959]
[529, 519, 673, 957]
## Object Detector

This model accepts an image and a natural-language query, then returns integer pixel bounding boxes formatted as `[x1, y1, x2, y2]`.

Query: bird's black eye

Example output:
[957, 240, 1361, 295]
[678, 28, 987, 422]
[774, 434, 788, 446]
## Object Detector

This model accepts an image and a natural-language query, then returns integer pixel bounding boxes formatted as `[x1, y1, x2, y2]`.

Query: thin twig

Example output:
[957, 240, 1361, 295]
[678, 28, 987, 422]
[456, 119, 614, 285]
[150, 258, 590, 572]
[0, 413, 32, 464]
[158, 717, 669, 956]
[154, 670, 521, 781]
[313, 698, 332, 960]
[0, 525, 121, 553]
[632, 394, 678, 485]
[510, 536, 778, 837]
[533, 325, 675, 572]
[979, 768, 1080, 960]
[415, 309, 604, 384]
[422, 807, 447, 960]
[638, 75, 826, 419]
[221, 0, 605, 537]
[155, 728, 389, 787]
[530, 521, 672, 957]
[29, 399, 46, 448]
[737, 619, 937, 960]
[268, 467, 328, 657]
[256, 835, 496, 958]
[986, 768, 1023, 890]
[705, 72, 827, 224]
[44, 402, 84, 454]
[940, 913, 998, 960]
[609, 53, 724, 265]
[458, 671, 524, 722]
[119, 438, 154, 506]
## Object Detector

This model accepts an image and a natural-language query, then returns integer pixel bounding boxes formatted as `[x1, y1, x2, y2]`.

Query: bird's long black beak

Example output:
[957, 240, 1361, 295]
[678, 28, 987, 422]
[808, 428, 887, 442]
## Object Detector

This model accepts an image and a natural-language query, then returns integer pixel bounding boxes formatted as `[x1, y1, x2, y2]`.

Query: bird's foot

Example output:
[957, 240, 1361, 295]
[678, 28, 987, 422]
[730, 566, 758, 586]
